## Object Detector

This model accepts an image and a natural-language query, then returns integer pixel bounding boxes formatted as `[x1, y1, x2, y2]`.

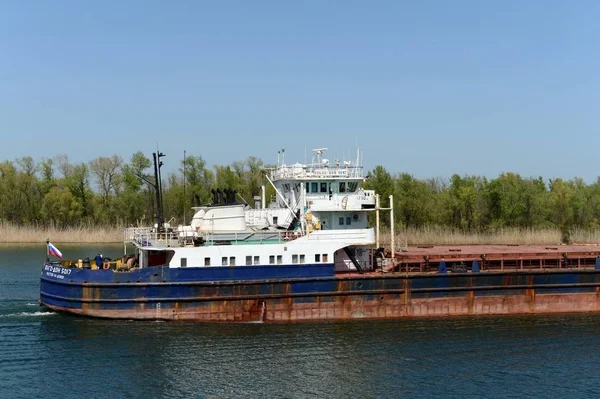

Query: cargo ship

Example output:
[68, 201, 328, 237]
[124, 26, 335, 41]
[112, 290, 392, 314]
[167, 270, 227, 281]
[40, 148, 600, 321]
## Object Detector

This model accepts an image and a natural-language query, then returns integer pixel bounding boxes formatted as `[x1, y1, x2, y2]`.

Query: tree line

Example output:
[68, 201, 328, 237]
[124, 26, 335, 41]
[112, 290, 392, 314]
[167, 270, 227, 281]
[364, 166, 600, 239]
[0, 153, 597, 237]
[0, 152, 267, 228]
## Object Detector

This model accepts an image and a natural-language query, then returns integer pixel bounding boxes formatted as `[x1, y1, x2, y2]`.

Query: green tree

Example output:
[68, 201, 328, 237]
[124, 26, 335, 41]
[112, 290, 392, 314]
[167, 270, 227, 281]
[58, 156, 93, 222]
[89, 155, 123, 223]
[214, 165, 241, 196]
[445, 174, 485, 231]
[394, 173, 433, 228]
[548, 178, 574, 237]
[181, 155, 214, 206]
[16, 156, 42, 223]
[520, 177, 548, 229]
[245, 156, 265, 204]
[39, 158, 55, 197]
[0, 161, 21, 223]
[364, 166, 394, 225]
[41, 186, 83, 227]
[115, 152, 153, 225]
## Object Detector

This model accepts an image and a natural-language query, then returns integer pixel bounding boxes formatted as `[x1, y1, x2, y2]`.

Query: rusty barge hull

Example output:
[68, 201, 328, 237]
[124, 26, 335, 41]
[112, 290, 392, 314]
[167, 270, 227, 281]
[41, 267, 600, 322]
[393, 244, 600, 272]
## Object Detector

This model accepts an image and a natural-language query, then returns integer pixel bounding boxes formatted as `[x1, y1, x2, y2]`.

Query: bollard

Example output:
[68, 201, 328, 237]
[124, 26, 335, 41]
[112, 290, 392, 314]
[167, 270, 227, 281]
[472, 260, 480, 273]
[438, 261, 447, 274]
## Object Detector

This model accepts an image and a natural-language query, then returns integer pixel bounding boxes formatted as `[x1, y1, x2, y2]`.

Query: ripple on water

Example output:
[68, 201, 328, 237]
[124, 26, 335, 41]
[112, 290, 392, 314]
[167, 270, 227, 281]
[0, 311, 55, 318]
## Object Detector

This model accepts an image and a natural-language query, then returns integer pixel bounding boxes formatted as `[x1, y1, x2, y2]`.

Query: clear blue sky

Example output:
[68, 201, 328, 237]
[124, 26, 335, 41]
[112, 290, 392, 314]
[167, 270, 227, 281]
[1, 1, 599, 181]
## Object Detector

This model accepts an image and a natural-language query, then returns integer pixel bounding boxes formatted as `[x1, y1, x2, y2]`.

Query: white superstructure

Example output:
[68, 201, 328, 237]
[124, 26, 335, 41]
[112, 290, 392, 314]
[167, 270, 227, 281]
[124, 148, 377, 273]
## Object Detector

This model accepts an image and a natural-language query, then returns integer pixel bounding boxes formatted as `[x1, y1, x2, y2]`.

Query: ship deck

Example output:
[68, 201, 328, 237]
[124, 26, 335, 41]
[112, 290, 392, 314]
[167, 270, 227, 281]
[383, 244, 600, 273]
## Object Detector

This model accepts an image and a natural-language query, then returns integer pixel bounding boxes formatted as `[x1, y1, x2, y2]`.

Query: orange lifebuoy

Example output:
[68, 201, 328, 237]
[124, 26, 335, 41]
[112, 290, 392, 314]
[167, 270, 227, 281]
[102, 263, 110, 270]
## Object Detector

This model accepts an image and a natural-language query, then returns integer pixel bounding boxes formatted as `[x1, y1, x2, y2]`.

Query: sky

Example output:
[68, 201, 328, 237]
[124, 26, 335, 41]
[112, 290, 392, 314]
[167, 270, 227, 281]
[1, 1, 599, 181]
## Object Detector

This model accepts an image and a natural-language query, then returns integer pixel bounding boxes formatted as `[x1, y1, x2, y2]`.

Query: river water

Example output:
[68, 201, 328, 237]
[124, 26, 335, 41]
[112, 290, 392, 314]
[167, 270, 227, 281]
[2, 244, 600, 398]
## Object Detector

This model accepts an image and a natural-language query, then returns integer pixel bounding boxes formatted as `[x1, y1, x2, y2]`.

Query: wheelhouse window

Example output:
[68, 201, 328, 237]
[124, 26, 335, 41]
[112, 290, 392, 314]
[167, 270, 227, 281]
[311, 182, 318, 193]
[339, 217, 344, 225]
[205, 257, 210, 266]
[339, 182, 346, 193]
[320, 182, 327, 193]
[306, 182, 309, 192]
[246, 256, 252, 266]
[347, 182, 358, 192]
[346, 217, 351, 225]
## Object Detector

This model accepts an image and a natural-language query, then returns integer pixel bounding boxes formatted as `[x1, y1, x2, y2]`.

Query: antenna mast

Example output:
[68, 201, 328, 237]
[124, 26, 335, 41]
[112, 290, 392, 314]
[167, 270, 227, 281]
[152, 152, 163, 229]
[183, 150, 187, 225]
[153, 146, 166, 230]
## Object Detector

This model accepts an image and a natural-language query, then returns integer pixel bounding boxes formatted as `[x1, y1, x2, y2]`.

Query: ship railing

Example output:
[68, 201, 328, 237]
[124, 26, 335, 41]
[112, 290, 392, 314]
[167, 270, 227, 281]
[304, 166, 363, 178]
[201, 230, 302, 245]
[306, 189, 376, 202]
[306, 229, 373, 243]
[124, 227, 179, 248]
[270, 166, 363, 180]
[305, 191, 376, 211]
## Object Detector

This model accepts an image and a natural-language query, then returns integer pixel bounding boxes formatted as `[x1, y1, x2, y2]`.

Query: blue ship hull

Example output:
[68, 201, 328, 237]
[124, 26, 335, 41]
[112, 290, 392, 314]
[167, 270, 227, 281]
[40, 263, 600, 322]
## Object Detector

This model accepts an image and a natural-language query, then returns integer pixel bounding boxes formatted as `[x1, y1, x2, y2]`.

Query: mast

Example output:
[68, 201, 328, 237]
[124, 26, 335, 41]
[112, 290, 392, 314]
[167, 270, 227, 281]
[152, 152, 163, 230]
[157, 149, 166, 226]
[183, 150, 187, 225]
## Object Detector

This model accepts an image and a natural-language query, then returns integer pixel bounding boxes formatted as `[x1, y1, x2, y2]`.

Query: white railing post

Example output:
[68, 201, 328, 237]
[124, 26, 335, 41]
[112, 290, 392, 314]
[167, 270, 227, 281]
[389, 194, 394, 259]
[376, 194, 380, 249]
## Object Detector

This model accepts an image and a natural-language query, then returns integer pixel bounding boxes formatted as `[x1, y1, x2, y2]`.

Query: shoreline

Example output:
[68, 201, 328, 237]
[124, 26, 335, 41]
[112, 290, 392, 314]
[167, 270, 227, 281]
[0, 222, 123, 244]
[2, 224, 599, 245]
[380, 226, 600, 247]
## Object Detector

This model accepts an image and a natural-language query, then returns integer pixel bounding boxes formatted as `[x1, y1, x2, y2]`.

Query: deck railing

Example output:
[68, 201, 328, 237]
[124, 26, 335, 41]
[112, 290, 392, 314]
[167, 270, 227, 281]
[270, 165, 364, 180]
[124, 227, 304, 247]
[124, 227, 179, 248]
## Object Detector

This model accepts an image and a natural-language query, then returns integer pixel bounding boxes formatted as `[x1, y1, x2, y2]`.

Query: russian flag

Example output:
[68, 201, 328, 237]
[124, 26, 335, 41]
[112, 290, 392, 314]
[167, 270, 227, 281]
[48, 242, 63, 258]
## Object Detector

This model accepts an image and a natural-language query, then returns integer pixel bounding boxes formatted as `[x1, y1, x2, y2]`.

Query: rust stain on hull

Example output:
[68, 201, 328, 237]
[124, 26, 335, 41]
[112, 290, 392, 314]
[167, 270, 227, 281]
[44, 292, 600, 322]
[42, 262, 600, 322]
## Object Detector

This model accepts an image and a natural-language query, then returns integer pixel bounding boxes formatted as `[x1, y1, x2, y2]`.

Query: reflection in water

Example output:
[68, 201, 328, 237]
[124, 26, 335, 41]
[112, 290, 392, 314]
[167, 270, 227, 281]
[3, 246, 600, 398]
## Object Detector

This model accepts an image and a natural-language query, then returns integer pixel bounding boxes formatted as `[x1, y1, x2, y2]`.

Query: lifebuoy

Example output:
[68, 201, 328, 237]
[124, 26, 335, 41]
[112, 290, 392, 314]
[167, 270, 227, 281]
[103, 263, 110, 270]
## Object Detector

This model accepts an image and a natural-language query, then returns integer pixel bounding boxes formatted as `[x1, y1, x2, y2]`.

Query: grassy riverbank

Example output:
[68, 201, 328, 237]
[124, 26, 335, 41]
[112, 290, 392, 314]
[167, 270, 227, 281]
[380, 227, 600, 248]
[2, 222, 599, 246]
[0, 222, 122, 243]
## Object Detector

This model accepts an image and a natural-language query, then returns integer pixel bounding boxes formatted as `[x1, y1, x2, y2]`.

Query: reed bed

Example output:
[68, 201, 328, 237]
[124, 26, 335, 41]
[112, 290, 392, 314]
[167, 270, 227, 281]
[3, 220, 600, 246]
[379, 226, 600, 248]
[0, 222, 122, 243]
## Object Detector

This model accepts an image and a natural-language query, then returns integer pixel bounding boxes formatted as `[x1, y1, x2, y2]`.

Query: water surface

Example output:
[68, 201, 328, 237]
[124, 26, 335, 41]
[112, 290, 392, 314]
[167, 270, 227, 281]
[2, 245, 600, 398]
